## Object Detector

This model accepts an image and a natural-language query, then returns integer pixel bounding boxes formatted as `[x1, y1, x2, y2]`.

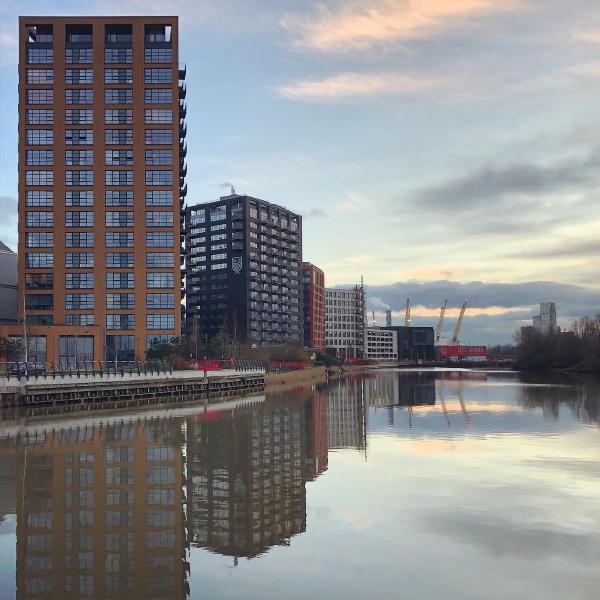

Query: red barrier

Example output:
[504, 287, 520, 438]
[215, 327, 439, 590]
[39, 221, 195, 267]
[190, 359, 223, 371]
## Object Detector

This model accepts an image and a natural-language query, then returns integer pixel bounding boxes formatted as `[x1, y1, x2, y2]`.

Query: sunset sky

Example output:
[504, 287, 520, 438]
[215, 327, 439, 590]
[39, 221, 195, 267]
[1, 0, 599, 343]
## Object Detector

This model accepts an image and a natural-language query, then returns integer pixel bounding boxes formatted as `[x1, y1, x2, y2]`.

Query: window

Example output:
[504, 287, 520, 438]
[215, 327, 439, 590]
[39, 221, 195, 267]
[146, 294, 174, 309]
[146, 253, 173, 268]
[65, 212, 94, 227]
[65, 109, 93, 124]
[211, 262, 227, 270]
[146, 212, 173, 226]
[26, 109, 53, 124]
[106, 212, 133, 227]
[26, 150, 53, 165]
[106, 232, 134, 247]
[146, 232, 173, 247]
[144, 88, 172, 103]
[145, 109, 172, 124]
[26, 211, 53, 227]
[147, 489, 175, 505]
[26, 170, 53, 186]
[26, 89, 53, 104]
[145, 129, 172, 145]
[66, 232, 94, 248]
[66, 170, 93, 186]
[65, 47, 93, 64]
[146, 466, 175, 484]
[145, 191, 172, 205]
[106, 252, 134, 268]
[26, 129, 54, 145]
[147, 314, 174, 330]
[105, 150, 133, 165]
[66, 191, 93, 206]
[106, 293, 134, 309]
[105, 88, 132, 104]
[65, 129, 93, 145]
[25, 253, 53, 268]
[105, 129, 132, 145]
[25, 294, 53, 310]
[105, 109, 132, 124]
[145, 170, 172, 185]
[144, 48, 172, 63]
[27, 48, 53, 64]
[107, 314, 134, 330]
[211, 252, 227, 260]
[104, 48, 132, 64]
[65, 294, 94, 310]
[66, 314, 94, 326]
[66, 273, 94, 289]
[105, 68, 133, 83]
[27, 69, 53, 84]
[65, 150, 93, 166]
[107, 273, 134, 289]
[105, 170, 133, 186]
[66, 89, 93, 104]
[145, 150, 172, 165]
[105, 191, 133, 206]
[65, 68, 93, 84]
[25, 273, 53, 290]
[144, 68, 172, 83]
[26, 191, 53, 206]
[65, 252, 94, 269]
[146, 272, 174, 288]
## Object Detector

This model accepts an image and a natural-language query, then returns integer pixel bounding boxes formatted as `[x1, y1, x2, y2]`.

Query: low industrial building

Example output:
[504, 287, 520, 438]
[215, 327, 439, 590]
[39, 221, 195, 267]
[382, 326, 435, 361]
[364, 327, 398, 361]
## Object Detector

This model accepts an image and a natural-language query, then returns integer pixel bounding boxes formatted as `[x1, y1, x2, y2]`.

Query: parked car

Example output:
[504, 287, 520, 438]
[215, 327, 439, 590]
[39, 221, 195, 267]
[8, 362, 46, 376]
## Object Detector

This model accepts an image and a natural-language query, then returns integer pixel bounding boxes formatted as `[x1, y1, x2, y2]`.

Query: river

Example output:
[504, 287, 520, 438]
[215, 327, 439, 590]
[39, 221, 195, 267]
[0, 369, 598, 599]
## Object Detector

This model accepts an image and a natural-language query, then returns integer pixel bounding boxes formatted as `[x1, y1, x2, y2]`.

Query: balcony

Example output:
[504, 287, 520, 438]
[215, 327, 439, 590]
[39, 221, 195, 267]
[179, 83, 187, 99]
[179, 100, 187, 119]
[179, 64, 187, 80]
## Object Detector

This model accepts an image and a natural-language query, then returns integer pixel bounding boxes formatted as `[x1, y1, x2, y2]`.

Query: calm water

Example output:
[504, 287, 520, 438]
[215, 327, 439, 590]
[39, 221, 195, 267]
[0, 369, 599, 600]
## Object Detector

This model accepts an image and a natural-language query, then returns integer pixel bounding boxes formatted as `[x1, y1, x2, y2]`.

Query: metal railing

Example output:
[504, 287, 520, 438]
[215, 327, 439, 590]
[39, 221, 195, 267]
[0, 360, 172, 382]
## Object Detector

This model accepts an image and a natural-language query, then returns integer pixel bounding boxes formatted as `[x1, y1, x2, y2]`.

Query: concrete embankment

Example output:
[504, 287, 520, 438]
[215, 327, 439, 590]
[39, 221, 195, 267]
[265, 366, 327, 389]
[0, 369, 265, 408]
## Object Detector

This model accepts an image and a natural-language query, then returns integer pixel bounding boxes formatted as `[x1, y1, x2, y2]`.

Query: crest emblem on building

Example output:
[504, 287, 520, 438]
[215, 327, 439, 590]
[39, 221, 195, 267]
[232, 256, 243, 275]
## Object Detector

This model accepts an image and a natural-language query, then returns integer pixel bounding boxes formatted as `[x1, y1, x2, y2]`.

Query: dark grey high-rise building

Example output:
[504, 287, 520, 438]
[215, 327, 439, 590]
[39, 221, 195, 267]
[184, 194, 303, 346]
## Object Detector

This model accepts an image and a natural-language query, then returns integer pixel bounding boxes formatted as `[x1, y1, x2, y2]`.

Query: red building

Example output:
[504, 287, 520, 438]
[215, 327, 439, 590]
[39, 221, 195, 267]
[437, 345, 487, 361]
[301, 262, 325, 350]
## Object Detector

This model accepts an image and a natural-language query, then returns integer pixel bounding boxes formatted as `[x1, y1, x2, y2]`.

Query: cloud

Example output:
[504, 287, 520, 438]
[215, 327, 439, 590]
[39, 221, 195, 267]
[358, 279, 600, 344]
[277, 71, 444, 101]
[281, 0, 520, 53]
[572, 29, 600, 44]
[411, 152, 600, 211]
[307, 207, 327, 218]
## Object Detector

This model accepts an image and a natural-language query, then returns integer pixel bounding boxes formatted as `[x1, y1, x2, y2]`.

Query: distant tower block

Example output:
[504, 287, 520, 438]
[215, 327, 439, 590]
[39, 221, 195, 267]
[385, 310, 392, 327]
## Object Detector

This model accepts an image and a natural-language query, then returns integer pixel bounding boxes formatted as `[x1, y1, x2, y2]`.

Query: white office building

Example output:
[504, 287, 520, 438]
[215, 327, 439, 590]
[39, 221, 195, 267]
[325, 285, 366, 359]
[364, 327, 398, 361]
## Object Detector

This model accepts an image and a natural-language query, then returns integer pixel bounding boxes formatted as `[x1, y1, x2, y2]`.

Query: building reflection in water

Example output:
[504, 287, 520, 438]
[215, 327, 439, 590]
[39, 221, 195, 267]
[14, 419, 188, 599]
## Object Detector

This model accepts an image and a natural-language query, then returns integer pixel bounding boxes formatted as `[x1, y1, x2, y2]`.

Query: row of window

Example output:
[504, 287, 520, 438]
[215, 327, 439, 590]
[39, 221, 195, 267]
[28, 150, 176, 167]
[25, 211, 173, 228]
[24, 252, 174, 268]
[26, 48, 172, 65]
[24, 63, 173, 83]
[25, 127, 174, 145]
[25, 169, 174, 186]
[59, 293, 175, 309]
[26, 108, 173, 124]
[25, 190, 174, 206]
[27, 272, 175, 289]
[25, 232, 175, 247]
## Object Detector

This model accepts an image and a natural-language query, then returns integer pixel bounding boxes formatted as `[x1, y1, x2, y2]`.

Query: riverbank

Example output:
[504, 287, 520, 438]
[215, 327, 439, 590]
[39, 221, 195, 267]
[0, 369, 265, 408]
[266, 366, 327, 389]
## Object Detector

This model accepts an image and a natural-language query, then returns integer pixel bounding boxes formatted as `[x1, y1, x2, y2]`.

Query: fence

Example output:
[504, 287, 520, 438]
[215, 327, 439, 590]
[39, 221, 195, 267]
[0, 360, 172, 382]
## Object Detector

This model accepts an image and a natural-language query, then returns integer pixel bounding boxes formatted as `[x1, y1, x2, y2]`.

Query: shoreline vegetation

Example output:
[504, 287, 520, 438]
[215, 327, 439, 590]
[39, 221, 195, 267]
[515, 315, 600, 374]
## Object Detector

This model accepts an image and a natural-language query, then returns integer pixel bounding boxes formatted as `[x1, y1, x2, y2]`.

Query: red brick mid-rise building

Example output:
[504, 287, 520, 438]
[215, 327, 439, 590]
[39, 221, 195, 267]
[301, 262, 325, 351]
[12, 16, 186, 362]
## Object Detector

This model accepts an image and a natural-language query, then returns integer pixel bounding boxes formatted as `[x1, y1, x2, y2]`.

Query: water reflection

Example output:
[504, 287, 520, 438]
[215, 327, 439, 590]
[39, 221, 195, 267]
[0, 369, 599, 599]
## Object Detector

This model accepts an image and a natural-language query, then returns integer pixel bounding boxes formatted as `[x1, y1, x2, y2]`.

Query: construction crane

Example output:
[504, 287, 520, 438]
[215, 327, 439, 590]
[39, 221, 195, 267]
[451, 300, 468, 343]
[435, 298, 447, 343]
[404, 298, 411, 327]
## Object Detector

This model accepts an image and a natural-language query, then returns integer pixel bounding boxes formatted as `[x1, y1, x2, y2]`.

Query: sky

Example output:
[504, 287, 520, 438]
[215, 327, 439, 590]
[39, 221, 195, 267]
[0, 0, 599, 344]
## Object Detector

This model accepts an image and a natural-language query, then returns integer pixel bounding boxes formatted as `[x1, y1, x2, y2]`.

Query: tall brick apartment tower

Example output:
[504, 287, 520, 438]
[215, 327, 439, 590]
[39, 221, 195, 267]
[17, 16, 186, 362]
